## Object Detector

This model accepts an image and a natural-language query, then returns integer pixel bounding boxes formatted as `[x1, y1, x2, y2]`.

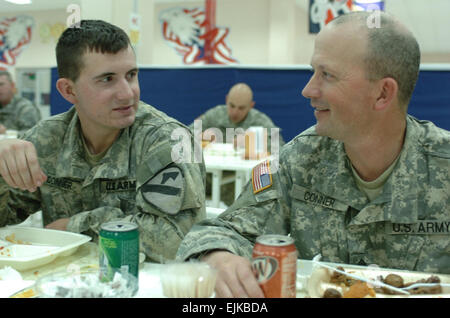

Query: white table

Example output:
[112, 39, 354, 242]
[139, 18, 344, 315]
[203, 143, 271, 208]
[2, 241, 315, 298]
[4, 241, 448, 298]
[1, 242, 166, 298]
[206, 206, 225, 218]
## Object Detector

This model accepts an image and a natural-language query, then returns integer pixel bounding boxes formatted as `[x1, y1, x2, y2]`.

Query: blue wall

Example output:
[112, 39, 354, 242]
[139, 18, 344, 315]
[50, 66, 450, 142]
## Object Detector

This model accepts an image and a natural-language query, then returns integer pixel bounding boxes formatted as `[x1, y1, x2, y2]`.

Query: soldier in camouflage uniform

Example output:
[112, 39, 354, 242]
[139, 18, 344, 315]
[191, 83, 285, 206]
[189, 83, 285, 149]
[0, 20, 206, 263]
[0, 71, 41, 134]
[176, 12, 450, 297]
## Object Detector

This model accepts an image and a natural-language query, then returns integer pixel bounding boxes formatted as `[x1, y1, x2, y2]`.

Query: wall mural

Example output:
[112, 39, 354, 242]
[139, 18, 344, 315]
[38, 22, 66, 44]
[159, 5, 238, 65]
[309, 0, 385, 34]
[309, 0, 353, 33]
[0, 15, 35, 70]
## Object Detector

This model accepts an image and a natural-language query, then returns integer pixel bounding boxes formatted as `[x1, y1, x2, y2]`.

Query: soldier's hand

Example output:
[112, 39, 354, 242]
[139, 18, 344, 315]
[202, 250, 264, 298]
[0, 139, 47, 192]
[45, 218, 70, 231]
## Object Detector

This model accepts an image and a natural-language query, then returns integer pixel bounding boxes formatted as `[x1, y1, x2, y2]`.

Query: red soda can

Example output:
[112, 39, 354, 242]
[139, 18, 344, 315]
[252, 234, 298, 298]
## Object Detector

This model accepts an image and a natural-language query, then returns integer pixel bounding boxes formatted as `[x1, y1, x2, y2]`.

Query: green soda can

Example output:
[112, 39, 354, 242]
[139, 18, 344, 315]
[99, 221, 139, 285]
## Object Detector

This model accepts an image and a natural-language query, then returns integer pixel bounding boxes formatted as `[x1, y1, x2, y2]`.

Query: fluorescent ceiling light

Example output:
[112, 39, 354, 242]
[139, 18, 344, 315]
[4, 0, 32, 4]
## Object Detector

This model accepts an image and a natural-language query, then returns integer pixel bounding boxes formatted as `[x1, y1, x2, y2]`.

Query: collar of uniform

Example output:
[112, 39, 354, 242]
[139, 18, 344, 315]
[372, 116, 420, 224]
[347, 116, 420, 226]
[310, 116, 420, 223]
[311, 140, 369, 210]
[55, 108, 89, 179]
[91, 128, 131, 180]
[55, 108, 131, 180]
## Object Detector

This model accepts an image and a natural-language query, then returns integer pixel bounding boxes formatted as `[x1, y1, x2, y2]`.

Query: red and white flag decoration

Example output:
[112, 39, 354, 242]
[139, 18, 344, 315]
[309, 0, 352, 33]
[0, 16, 34, 70]
[159, 1, 238, 65]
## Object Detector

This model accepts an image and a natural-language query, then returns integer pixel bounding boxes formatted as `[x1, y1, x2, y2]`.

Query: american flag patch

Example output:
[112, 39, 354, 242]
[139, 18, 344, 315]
[252, 161, 272, 194]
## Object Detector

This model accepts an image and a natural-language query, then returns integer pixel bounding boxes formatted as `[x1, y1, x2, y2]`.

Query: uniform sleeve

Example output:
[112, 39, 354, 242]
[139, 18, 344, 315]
[133, 124, 206, 262]
[0, 179, 42, 227]
[176, 157, 292, 261]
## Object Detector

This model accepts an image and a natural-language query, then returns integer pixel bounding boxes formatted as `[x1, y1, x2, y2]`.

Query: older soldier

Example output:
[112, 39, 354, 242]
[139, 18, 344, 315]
[176, 11, 450, 297]
[0, 70, 41, 134]
[0, 20, 206, 263]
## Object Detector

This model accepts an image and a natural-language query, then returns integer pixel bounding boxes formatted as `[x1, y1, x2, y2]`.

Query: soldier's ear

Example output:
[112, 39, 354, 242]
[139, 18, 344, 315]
[374, 77, 398, 111]
[56, 78, 77, 105]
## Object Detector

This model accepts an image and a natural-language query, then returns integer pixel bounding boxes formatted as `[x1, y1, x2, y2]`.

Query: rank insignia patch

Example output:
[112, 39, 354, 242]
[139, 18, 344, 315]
[252, 160, 272, 194]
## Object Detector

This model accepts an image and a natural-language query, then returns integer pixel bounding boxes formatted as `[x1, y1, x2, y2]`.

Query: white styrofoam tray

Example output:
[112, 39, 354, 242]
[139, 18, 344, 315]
[0, 226, 91, 271]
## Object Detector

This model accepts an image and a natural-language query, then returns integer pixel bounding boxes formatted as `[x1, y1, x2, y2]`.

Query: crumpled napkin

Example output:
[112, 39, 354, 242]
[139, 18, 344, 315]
[0, 266, 35, 298]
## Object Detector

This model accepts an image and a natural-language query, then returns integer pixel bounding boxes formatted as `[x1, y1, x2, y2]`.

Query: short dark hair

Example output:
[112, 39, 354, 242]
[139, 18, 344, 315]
[331, 11, 421, 108]
[56, 20, 132, 82]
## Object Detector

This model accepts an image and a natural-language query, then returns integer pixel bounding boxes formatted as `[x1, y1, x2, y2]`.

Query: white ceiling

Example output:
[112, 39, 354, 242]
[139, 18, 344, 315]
[0, 0, 192, 11]
[0, 0, 79, 12]
[0, 0, 449, 53]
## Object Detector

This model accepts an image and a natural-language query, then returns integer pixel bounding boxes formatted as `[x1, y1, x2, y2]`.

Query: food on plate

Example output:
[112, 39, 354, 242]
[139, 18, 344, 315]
[10, 288, 36, 298]
[309, 266, 447, 298]
[383, 274, 404, 288]
[323, 283, 377, 298]
[4, 233, 31, 245]
[0, 246, 11, 257]
[323, 288, 342, 298]
[330, 266, 357, 286]
[377, 274, 442, 295]
[342, 281, 376, 298]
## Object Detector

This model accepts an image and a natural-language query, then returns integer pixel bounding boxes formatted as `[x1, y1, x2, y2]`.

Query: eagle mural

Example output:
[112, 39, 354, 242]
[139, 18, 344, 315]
[159, 7, 238, 65]
[0, 15, 34, 70]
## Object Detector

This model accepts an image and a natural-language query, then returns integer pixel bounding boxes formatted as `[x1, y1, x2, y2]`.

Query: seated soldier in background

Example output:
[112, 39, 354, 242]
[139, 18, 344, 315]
[176, 11, 450, 297]
[190, 82, 285, 150]
[0, 70, 41, 134]
[0, 20, 206, 263]
[190, 83, 285, 206]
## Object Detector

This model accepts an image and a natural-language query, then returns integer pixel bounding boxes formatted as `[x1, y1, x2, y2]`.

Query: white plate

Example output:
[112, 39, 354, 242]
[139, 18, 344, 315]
[0, 226, 91, 271]
[306, 263, 450, 298]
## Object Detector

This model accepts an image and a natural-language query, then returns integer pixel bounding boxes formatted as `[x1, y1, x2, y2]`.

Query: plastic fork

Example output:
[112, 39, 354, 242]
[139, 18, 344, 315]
[312, 255, 410, 295]
[400, 283, 450, 291]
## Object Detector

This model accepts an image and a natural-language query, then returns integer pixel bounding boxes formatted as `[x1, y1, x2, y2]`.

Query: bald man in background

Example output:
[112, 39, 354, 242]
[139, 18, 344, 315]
[189, 83, 285, 206]
[190, 83, 285, 149]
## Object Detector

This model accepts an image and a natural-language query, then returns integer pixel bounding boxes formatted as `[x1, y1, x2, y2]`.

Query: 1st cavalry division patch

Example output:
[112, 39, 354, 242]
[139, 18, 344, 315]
[252, 160, 273, 194]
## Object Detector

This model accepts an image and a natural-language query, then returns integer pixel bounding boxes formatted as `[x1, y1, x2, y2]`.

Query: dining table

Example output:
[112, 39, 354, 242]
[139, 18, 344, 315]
[203, 143, 273, 208]
[0, 236, 318, 298]
[1, 214, 449, 299]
